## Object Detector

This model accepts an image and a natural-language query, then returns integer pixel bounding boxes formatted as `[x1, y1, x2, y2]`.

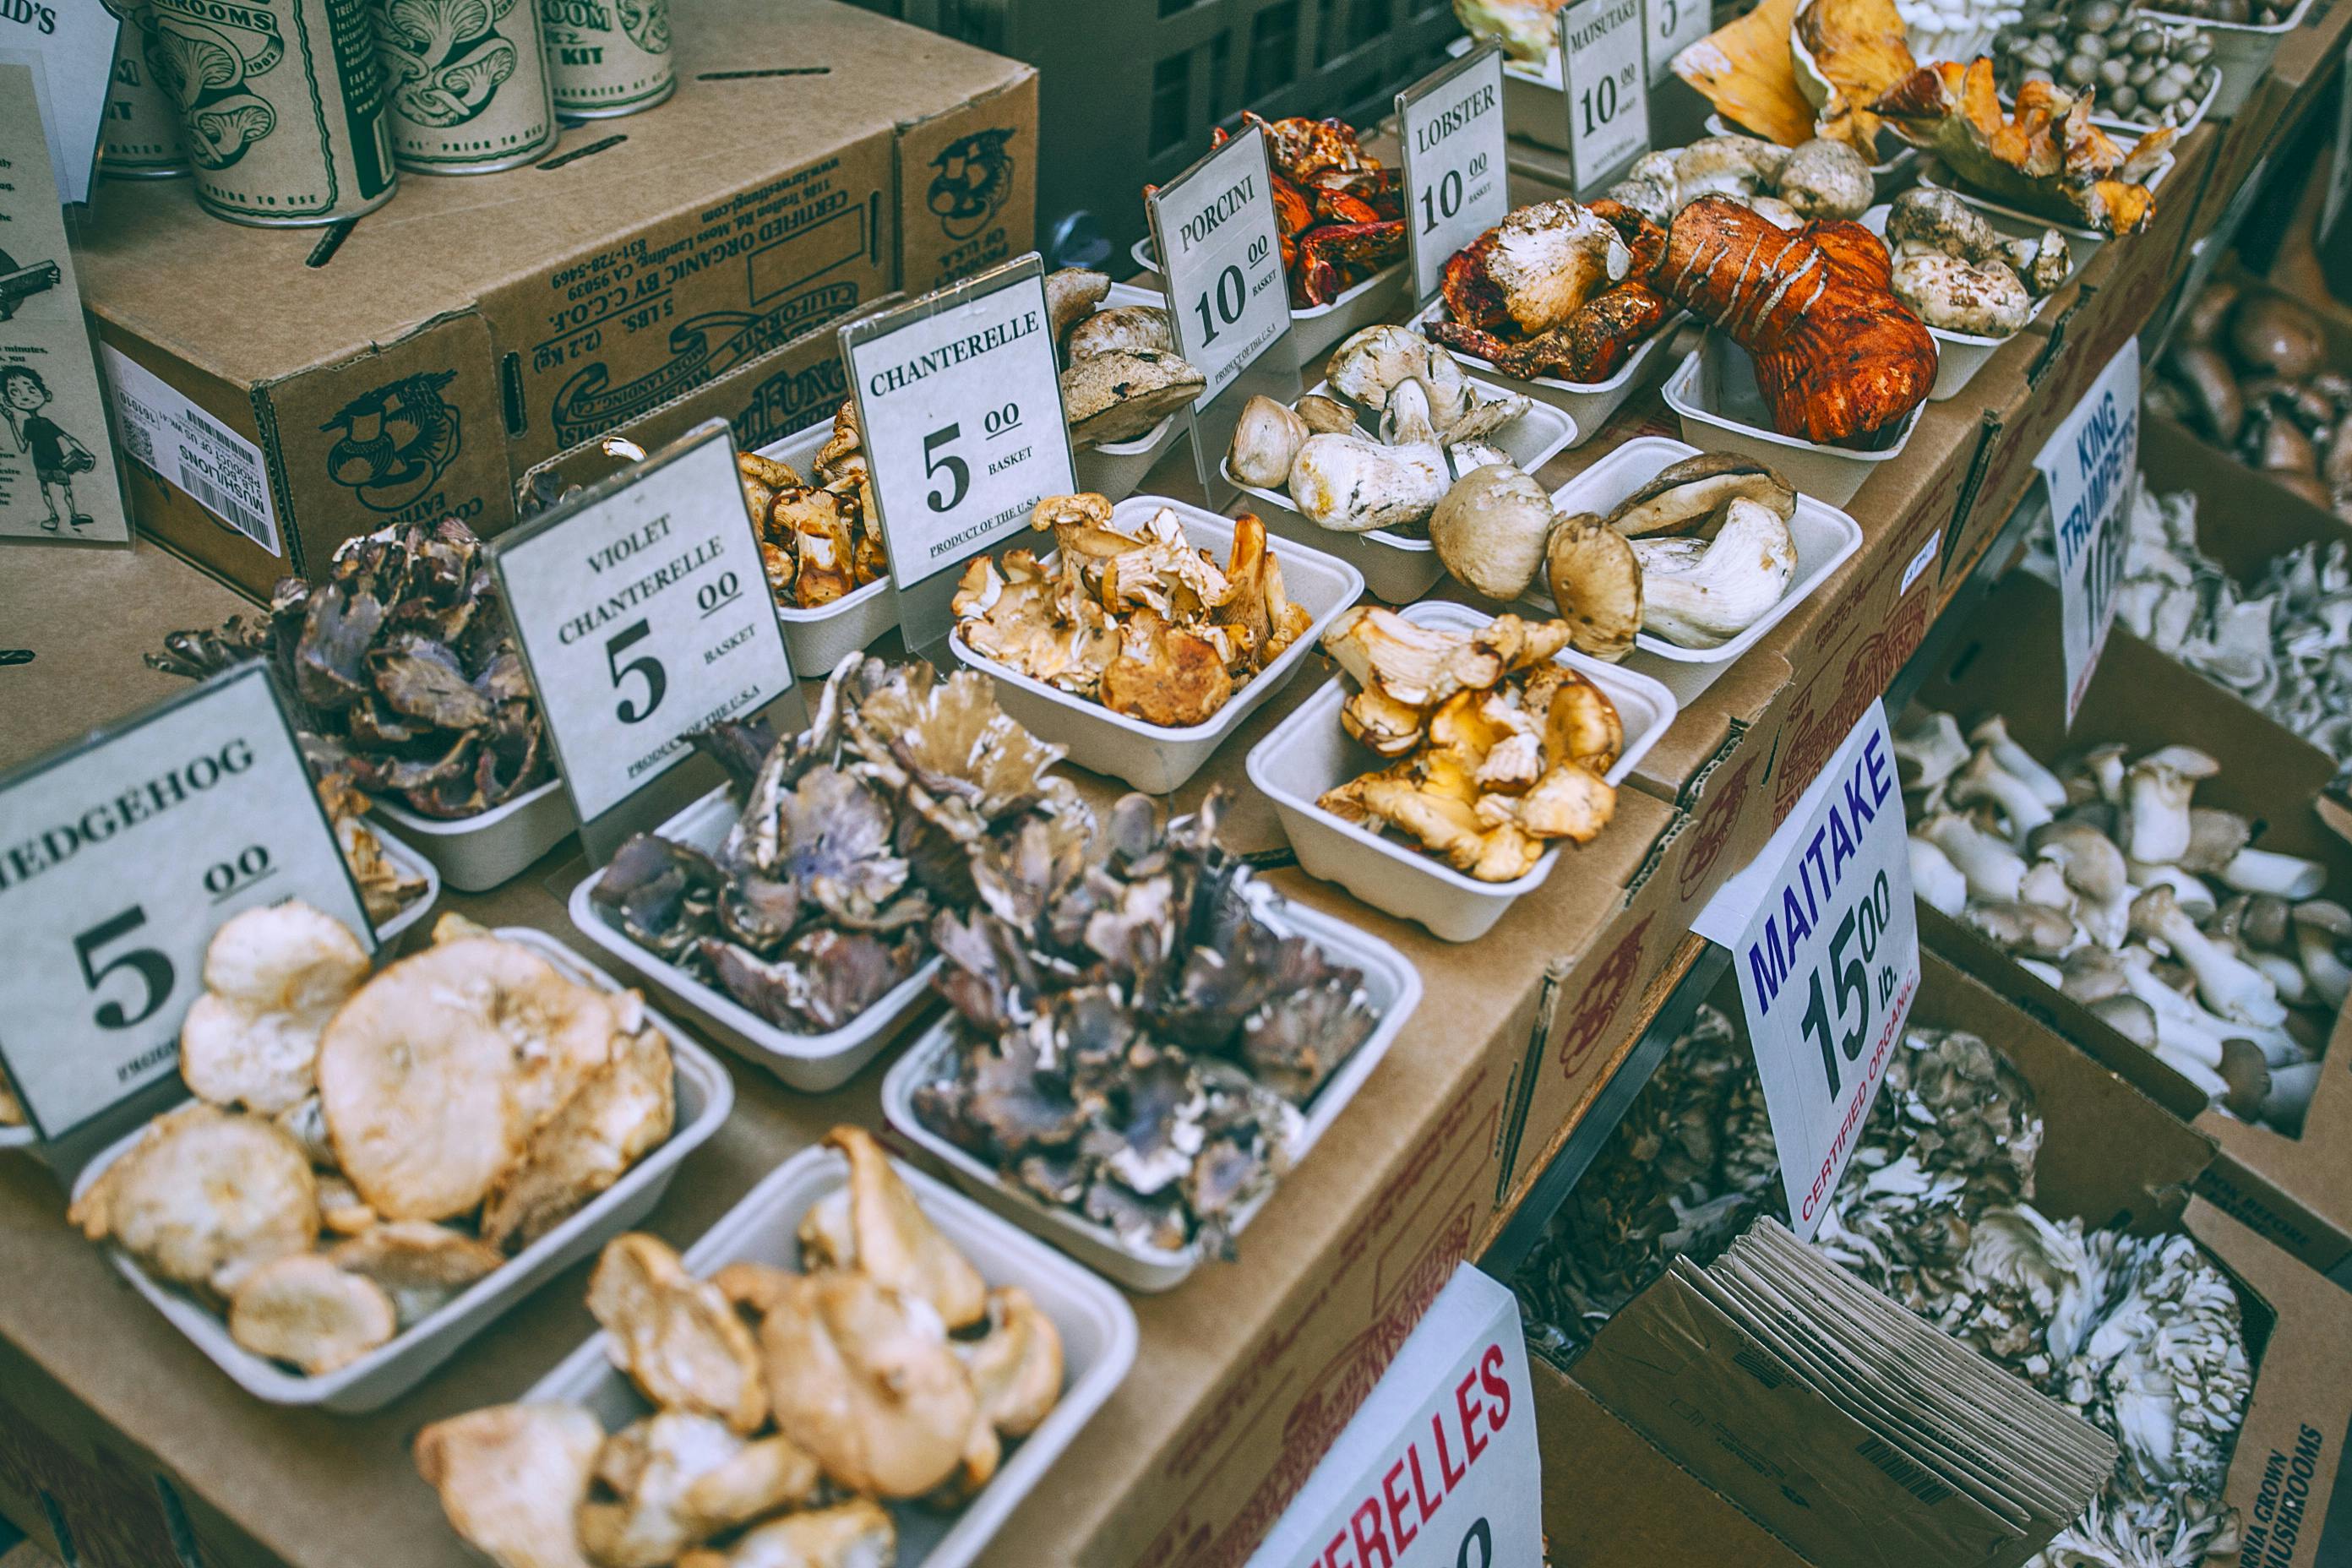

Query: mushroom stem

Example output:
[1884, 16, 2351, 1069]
[2130, 885, 2287, 1028]
[2259, 1059, 2322, 1133]
[2126, 860, 2218, 918]
[1970, 716, 2066, 808]
[2118, 954, 2229, 1068]
[1920, 810, 2027, 903]
[2122, 758, 2199, 864]
[1950, 746, 2054, 845]
[2248, 950, 2310, 1008]
[1909, 836, 1968, 917]
[1895, 709, 1969, 793]
[2293, 906, 2352, 1009]
[2221, 847, 2328, 900]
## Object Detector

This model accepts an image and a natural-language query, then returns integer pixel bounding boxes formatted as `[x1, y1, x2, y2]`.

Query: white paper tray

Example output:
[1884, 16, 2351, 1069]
[1070, 280, 1190, 501]
[1408, 297, 1682, 441]
[947, 495, 1364, 794]
[373, 777, 574, 894]
[527, 1142, 1137, 1568]
[1130, 237, 1409, 362]
[1915, 143, 2177, 242]
[883, 895, 1421, 1291]
[754, 417, 900, 676]
[68, 928, 733, 1413]
[1859, 203, 2089, 401]
[1227, 376, 1577, 604]
[2132, 0, 2311, 119]
[370, 823, 440, 949]
[568, 785, 943, 1092]
[1661, 335, 1922, 508]
[1249, 600, 1675, 942]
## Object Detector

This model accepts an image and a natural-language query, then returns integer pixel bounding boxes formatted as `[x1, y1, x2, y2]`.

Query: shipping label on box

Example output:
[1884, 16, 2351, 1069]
[1245, 1266, 1541, 1568]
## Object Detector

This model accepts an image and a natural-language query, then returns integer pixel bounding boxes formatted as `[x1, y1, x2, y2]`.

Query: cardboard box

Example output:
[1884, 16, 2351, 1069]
[1914, 571, 2352, 1277]
[73, 0, 1037, 595]
[2139, 411, 2352, 579]
[1538, 950, 2352, 1566]
[1621, 643, 1796, 924]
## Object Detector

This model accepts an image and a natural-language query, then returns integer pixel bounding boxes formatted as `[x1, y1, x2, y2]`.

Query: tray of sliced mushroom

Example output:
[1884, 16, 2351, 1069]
[1249, 604, 1675, 942]
[66, 912, 731, 1412]
[416, 1129, 1134, 1568]
[883, 791, 1421, 1293]
[947, 493, 1364, 795]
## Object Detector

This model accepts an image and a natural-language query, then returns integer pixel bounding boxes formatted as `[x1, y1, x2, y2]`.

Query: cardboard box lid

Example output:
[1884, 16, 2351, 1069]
[71, 0, 1032, 387]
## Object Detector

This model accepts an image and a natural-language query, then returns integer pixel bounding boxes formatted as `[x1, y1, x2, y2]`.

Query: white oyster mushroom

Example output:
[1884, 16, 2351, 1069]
[1919, 809, 2027, 902]
[1631, 496, 1795, 646]
[1946, 745, 2054, 844]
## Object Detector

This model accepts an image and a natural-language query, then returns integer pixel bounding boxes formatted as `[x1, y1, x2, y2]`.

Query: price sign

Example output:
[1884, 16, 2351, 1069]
[492, 419, 795, 863]
[1646, 0, 1710, 83]
[1397, 46, 1510, 306]
[1694, 701, 1919, 1240]
[1147, 123, 1304, 497]
[2035, 339, 2139, 727]
[840, 253, 1076, 647]
[0, 666, 371, 1141]
[1558, 0, 1651, 194]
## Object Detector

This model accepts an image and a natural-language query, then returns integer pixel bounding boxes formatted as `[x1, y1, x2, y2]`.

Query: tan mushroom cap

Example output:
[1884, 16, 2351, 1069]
[960, 1285, 1065, 1439]
[1603, 453, 1797, 537]
[414, 1402, 605, 1568]
[1544, 513, 1643, 662]
[227, 1253, 398, 1375]
[317, 935, 629, 1222]
[180, 900, 371, 1115]
[329, 1220, 505, 1326]
[801, 1125, 987, 1331]
[480, 1024, 675, 1253]
[588, 1233, 769, 1435]
[675, 1498, 896, 1568]
[69, 1102, 318, 1301]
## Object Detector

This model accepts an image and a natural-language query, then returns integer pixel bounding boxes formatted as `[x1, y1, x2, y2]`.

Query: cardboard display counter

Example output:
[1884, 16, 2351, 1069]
[1532, 952, 2352, 1568]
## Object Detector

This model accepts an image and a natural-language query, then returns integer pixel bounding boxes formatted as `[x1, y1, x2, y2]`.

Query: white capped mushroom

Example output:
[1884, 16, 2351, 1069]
[1631, 497, 1794, 646]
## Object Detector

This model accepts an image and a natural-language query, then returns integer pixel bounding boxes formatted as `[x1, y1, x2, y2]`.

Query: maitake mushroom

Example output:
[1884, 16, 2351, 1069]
[146, 520, 553, 819]
[738, 402, 887, 611]
[417, 1130, 1068, 1567]
[1315, 608, 1621, 881]
[952, 493, 1311, 727]
[1903, 706, 2338, 1133]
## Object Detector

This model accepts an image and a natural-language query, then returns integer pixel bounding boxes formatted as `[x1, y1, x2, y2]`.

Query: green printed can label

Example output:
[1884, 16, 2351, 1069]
[539, 0, 672, 119]
[154, 0, 398, 226]
[373, 0, 556, 172]
[101, 1, 193, 178]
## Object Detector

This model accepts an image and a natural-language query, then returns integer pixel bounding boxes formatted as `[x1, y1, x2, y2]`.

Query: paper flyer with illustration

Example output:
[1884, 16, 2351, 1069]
[0, 62, 129, 545]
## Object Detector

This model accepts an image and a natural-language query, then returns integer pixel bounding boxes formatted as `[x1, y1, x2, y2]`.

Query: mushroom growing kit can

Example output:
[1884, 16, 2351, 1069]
[101, 1, 193, 179]
[152, 0, 398, 227]
[538, 0, 674, 119]
[373, 0, 558, 174]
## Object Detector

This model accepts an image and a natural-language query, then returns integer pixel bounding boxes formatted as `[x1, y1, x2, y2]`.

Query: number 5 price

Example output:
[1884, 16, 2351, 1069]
[1799, 868, 1897, 1097]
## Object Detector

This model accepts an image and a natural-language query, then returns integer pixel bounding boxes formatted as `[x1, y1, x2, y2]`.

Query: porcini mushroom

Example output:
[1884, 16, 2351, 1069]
[1631, 498, 1796, 647]
[1544, 512, 1644, 662]
[1228, 395, 1309, 488]
[1603, 454, 1797, 538]
[1430, 463, 1554, 600]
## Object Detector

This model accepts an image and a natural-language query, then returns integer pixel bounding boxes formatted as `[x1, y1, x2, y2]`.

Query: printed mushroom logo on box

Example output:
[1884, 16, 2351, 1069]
[928, 128, 1015, 241]
[321, 370, 461, 514]
[150, 8, 282, 168]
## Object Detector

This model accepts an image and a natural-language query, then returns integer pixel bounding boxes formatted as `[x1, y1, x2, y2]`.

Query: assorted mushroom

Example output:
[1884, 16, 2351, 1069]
[1991, 4, 2218, 128]
[910, 790, 1384, 1260]
[1226, 325, 1533, 538]
[1045, 269, 1206, 449]
[1901, 705, 2340, 1131]
[2153, 280, 2352, 523]
[414, 1127, 1064, 1568]
[1881, 186, 2070, 336]
[951, 493, 1312, 728]
[71, 904, 676, 1376]
[1516, 1011, 2254, 1568]
[1605, 133, 1876, 229]
[1315, 610, 1622, 881]
[591, 656, 1084, 1034]
[737, 401, 887, 610]
[148, 520, 553, 819]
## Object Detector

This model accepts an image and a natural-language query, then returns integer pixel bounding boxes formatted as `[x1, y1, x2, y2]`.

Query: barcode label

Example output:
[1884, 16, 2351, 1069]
[1855, 1435, 1956, 1506]
[101, 346, 283, 557]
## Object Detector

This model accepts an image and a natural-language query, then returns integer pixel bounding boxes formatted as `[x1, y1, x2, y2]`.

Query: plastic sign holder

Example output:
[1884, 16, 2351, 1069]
[492, 419, 798, 867]
[1146, 123, 1304, 503]
[1558, 0, 1651, 196]
[0, 665, 372, 1153]
[2037, 339, 2139, 727]
[1694, 700, 1920, 1239]
[1396, 45, 1510, 308]
[840, 253, 1077, 652]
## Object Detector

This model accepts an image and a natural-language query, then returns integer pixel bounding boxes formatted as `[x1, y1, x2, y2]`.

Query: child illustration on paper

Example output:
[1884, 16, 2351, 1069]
[1, 365, 97, 531]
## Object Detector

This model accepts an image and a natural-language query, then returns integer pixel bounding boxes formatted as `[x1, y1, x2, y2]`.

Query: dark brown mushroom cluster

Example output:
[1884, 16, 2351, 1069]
[911, 790, 1381, 1260]
[590, 656, 1082, 1037]
[147, 521, 551, 819]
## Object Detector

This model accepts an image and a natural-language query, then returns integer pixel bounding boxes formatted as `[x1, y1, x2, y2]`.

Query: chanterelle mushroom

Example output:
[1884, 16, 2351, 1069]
[414, 1403, 605, 1568]
[179, 901, 371, 1115]
[758, 1267, 977, 1499]
[798, 1125, 987, 1331]
[69, 1102, 318, 1301]
[587, 1234, 768, 1435]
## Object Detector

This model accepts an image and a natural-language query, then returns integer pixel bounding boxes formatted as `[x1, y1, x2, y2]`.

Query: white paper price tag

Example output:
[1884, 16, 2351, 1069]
[493, 420, 794, 857]
[1559, 0, 1650, 193]
[1151, 126, 1293, 404]
[1694, 701, 1919, 1240]
[1398, 46, 1510, 306]
[841, 253, 1076, 646]
[1647, 0, 1710, 84]
[0, 667, 371, 1140]
[2036, 339, 2139, 727]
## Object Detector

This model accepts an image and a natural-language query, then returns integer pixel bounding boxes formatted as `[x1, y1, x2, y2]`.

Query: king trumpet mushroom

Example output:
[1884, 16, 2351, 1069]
[1894, 709, 1969, 793]
[2122, 747, 2220, 864]
[1947, 746, 2055, 845]
[1918, 809, 2028, 903]
[1910, 836, 1969, 916]
[1968, 716, 2066, 809]
[2129, 885, 2287, 1029]
[2295, 901, 2352, 1008]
